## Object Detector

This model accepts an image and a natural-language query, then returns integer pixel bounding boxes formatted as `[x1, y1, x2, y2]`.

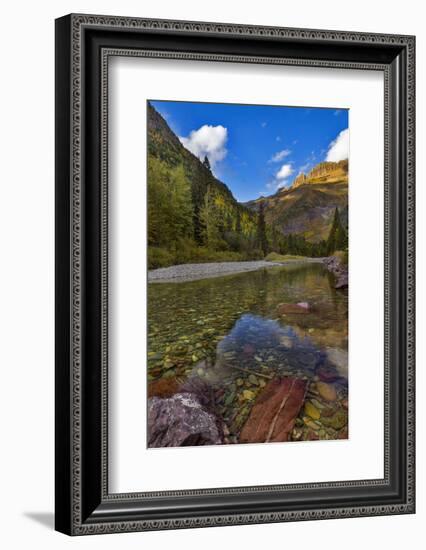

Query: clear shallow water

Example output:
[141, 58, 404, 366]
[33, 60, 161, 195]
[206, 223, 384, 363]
[148, 263, 348, 442]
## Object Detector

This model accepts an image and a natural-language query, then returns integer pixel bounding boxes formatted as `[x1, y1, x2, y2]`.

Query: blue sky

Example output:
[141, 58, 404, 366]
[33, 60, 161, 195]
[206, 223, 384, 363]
[150, 100, 349, 203]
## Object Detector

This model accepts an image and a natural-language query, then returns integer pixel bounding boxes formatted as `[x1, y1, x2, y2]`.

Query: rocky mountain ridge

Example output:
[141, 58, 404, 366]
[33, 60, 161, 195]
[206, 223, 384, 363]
[291, 159, 348, 189]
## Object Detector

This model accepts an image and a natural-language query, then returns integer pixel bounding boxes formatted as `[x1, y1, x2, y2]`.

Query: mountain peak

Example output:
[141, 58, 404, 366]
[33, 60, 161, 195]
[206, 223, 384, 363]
[291, 159, 348, 189]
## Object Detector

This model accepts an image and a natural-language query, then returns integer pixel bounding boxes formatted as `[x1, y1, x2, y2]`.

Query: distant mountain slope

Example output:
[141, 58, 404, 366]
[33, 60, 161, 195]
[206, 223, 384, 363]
[245, 161, 348, 243]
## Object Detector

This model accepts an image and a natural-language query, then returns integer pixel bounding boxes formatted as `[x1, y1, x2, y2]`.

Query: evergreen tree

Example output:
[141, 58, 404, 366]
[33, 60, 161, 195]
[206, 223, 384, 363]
[235, 209, 242, 233]
[200, 186, 222, 249]
[203, 155, 211, 172]
[226, 214, 233, 232]
[327, 207, 347, 254]
[147, 157, 193, 248]
[257, 203, 269, 256]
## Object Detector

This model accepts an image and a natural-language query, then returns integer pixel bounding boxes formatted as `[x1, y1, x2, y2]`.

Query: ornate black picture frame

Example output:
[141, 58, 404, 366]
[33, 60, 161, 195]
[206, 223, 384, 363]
[55, 14, 415, 535]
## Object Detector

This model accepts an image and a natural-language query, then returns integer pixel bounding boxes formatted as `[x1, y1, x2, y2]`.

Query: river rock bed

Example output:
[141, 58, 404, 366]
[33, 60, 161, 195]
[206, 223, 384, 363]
[147, 263, 348, 447]
[148, 259, 323, 283]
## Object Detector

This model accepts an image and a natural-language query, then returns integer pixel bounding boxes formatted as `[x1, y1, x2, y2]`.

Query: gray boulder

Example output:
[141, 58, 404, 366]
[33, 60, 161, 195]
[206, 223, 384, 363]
[335, 272, 348, 289]
[148, 392, 225, 447]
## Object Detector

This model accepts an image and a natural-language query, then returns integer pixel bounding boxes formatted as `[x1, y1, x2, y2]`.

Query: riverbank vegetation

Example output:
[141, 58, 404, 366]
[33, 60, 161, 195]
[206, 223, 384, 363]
[265, 252, 308, 262]
[147, 155, 348, 269]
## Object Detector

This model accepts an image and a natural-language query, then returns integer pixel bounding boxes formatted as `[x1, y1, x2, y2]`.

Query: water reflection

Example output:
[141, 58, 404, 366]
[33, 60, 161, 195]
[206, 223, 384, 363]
[215, 313, 326, 378]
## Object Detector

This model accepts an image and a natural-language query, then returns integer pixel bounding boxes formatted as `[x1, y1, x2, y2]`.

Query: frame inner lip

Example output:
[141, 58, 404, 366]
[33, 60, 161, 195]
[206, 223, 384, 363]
[100, 47, 390, 500]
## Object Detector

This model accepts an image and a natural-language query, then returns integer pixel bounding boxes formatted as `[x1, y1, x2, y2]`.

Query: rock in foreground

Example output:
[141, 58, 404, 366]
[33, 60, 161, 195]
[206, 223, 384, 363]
[148, 391, 225, 447]
[240, 377, 307, 443]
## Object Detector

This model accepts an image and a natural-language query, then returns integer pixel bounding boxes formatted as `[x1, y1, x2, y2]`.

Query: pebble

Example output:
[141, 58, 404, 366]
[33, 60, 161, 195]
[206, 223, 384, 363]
[243, 390, 255, 401]
[305, 419, 321, 431]
[304, 401, 321, 420]
[316, 381, 337, 401]
[321, 410, 347, 430]
[248, 374, 258, 385]
[163, 369, 175, 378]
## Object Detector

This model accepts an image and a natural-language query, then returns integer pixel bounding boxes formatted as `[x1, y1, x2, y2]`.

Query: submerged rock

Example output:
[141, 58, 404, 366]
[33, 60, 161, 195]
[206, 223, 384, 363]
[240, 377, 307, 443]
[316, 363, 340, 383]
[316, 381, 337, 402]
[323, 255, 348, 290]
[321, 409, 347, 430]
[335, 273, 348, 289]
[326, 347, 348, 378]
[304, 400, 321, 419]
[277, 302, 311, 315]
[242, 343, 256, 357]
[148, 377, 181, 398]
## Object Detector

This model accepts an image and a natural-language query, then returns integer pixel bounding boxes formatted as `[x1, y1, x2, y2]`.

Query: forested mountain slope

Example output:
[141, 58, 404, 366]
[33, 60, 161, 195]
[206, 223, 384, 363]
[147, 103, 259, 267]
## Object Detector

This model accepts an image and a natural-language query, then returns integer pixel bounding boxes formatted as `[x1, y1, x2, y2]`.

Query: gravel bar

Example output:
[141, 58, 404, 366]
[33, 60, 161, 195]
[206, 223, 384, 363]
[148, 259, 323, 283]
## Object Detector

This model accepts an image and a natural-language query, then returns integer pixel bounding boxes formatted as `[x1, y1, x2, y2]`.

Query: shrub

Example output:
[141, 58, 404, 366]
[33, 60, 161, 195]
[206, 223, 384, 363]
[265, 252, 307, 262]
[149, 242, 265, 269]
[148, 247, 174, 269]
[334, 249, 348, 266]
[244, 248, 264, 261]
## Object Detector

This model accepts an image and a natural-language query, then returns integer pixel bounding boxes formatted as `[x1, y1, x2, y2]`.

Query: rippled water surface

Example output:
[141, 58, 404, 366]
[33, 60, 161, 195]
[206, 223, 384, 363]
[148, 263, 348, 442]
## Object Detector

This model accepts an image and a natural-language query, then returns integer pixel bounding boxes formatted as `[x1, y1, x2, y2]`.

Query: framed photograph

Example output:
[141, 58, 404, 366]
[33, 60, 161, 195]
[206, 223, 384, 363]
[55, 14, 415, 535]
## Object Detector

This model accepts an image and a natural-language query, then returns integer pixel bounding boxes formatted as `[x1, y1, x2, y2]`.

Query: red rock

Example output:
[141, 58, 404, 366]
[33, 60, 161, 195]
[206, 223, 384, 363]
[306, 430, 320, 441]
[148, 377, 181, 398]
[240, 377, 307, 443]
[338, 427, 349, 440]
[277, 303, 310, 315]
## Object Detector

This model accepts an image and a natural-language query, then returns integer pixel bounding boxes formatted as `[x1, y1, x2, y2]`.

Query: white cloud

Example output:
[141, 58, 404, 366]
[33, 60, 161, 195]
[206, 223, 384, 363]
[326, 128, 349, 162]
[264, 163, 294, 192]
[179, 125, 228, 166]
[276, 164, 294, 180]
[269, 149, 291, 163]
